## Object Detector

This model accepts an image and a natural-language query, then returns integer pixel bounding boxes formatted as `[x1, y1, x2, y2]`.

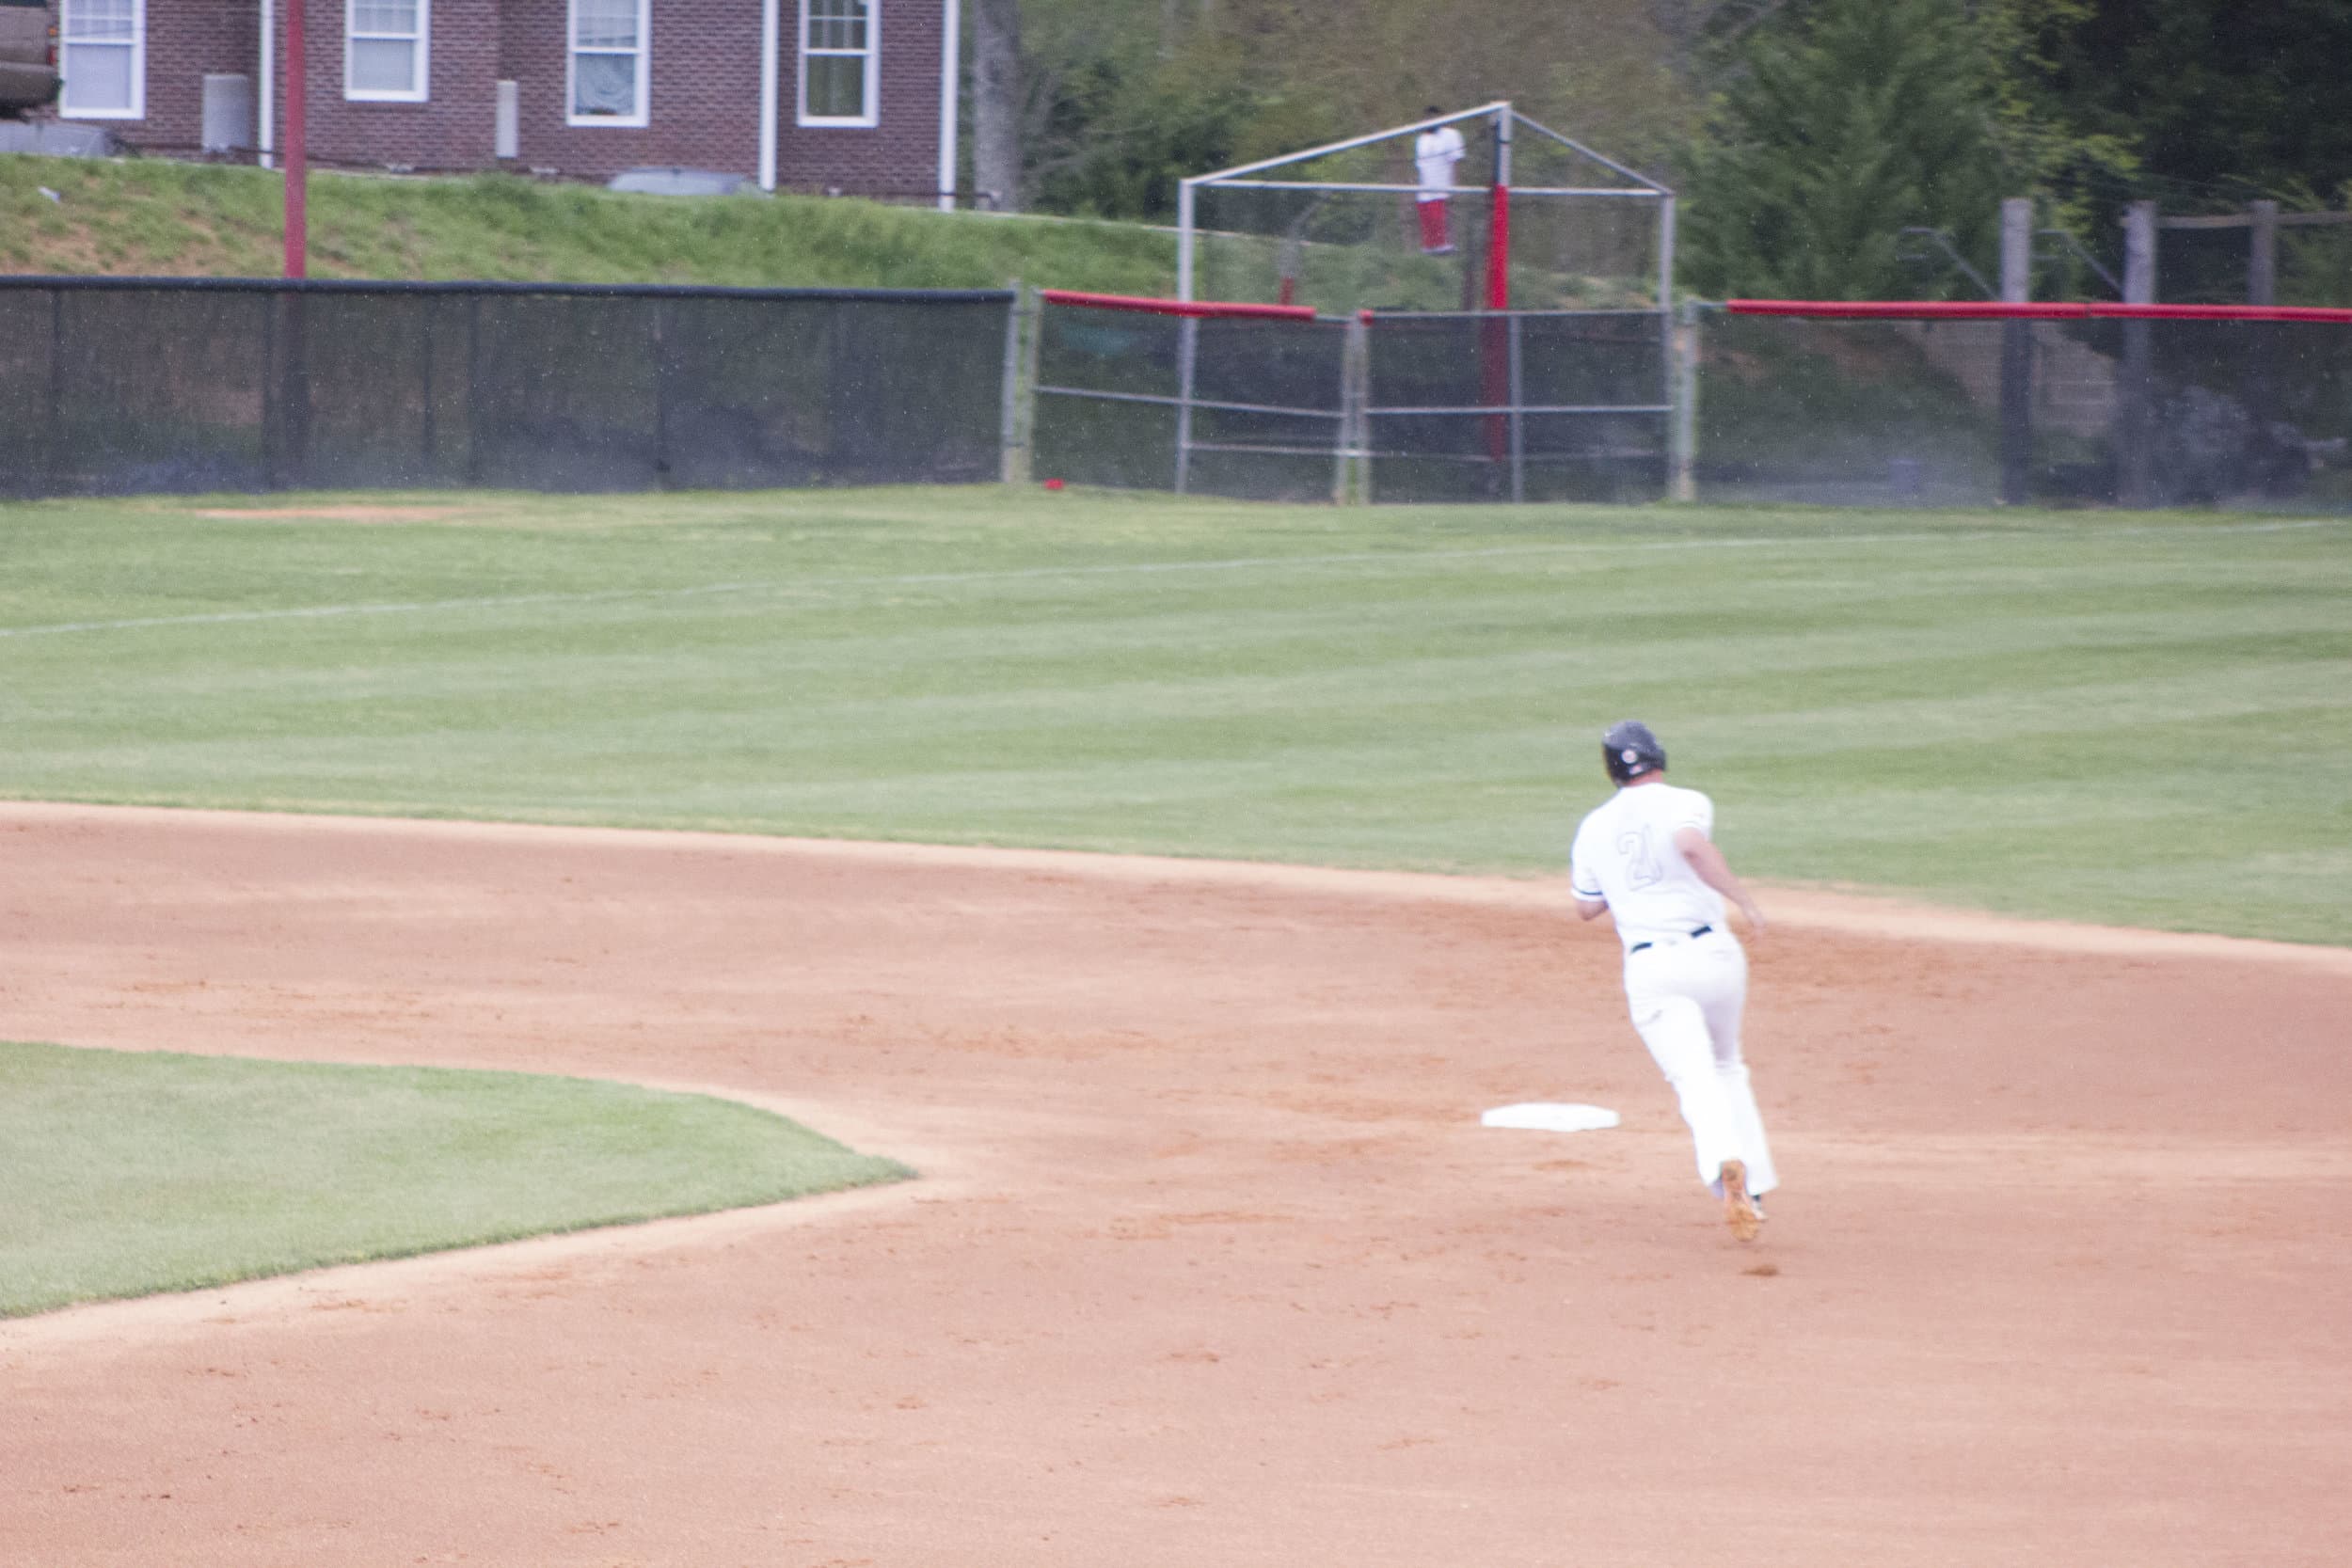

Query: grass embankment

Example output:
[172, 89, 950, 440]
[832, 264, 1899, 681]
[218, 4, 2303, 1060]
[0, 154, 1176, 290]
[0, 1040, 910, 1318]
[4, 489, 2346, 944]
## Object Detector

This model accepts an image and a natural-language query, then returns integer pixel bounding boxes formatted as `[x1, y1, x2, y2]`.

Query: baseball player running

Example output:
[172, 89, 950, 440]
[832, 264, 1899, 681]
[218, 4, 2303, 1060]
[1570, 721, 1777, 1241]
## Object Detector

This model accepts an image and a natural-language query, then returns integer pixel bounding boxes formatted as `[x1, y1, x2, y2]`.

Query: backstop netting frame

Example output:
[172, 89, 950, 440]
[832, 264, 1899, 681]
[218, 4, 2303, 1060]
[1177, 102, 1676, 320]
[1029, 290, 1678, 505]
[1031, 103, 1680, 503]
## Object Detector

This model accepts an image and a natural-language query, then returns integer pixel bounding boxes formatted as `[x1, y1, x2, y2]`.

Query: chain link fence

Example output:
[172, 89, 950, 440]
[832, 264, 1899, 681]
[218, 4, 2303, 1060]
[17, 277, 2344, 513]
[1359, 310, 1670, 502]
[1692, 305, 2352, 511]
[1029, 293, 1672, 503]
[0, 279, 1015, 499]
[1028, 294, 1353, 502]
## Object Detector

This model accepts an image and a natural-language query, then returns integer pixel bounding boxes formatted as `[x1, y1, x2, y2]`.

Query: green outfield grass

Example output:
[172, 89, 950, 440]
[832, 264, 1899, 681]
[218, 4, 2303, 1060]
[2, 487, 2346, 943]
[0, 1041, 911, 1318]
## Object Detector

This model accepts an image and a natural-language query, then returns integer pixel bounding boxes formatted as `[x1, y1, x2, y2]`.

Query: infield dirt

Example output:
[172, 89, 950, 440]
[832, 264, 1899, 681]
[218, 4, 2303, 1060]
[3, 804, 2346, 1566]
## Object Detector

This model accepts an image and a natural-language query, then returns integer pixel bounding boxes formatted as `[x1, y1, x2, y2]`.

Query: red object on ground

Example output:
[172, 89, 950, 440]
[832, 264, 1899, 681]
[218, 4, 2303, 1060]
[1727, 298, 2352, 324]
[1039, 290, 1320, 322]
[1042, 478, 1065, 491]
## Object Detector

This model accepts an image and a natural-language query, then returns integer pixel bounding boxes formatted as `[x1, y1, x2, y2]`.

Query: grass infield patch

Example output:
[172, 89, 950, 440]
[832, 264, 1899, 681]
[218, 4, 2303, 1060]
[0, 1041, 913, 1318]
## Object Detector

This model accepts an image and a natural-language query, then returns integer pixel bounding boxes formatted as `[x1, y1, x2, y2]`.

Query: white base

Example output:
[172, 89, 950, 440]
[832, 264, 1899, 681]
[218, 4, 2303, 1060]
[1480, 1101, 1621, 1133]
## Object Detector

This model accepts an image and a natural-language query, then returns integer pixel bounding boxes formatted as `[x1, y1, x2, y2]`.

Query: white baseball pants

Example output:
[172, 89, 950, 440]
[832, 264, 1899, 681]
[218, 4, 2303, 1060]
[1623, 927, 1777, 1197]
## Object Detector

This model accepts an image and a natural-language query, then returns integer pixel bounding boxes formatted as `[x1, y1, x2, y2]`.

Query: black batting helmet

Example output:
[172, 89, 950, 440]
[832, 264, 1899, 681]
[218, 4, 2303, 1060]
[1602, 720, 1665, 784]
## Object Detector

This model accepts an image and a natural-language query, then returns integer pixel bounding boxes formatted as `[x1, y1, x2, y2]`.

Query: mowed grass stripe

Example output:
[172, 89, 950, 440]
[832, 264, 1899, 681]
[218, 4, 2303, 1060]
[0, 1041, 913, 1318]
[27, 529, 2345, 706]
[6, 511, 2341, 639]
[2, 489, 2344, 942]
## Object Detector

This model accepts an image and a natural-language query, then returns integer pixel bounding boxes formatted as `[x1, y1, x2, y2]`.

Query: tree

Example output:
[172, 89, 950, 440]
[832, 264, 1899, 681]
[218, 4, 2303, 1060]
[972, 0, 1025, 210]
[1678, 0, 2008, 299]
[1969, 0, 2136, 245]
[990, 0, 1707, 224]
[2043, 0, 2352, 206]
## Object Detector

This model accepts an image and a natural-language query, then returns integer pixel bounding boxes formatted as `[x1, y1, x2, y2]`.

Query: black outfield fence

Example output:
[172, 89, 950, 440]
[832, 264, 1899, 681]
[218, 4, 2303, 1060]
[1031, 295, 1352, 502]
[1700, 301, 2352, 511]
[0, 278, 1015, 499]
[1361, 310, 1670, 504]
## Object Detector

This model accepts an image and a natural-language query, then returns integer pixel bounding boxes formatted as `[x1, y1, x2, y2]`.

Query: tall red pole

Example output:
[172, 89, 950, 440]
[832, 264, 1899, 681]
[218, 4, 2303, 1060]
[1486, 182, 1510, 311]
[283, 0, 308, 278]
[1482, 180, 1511, 466]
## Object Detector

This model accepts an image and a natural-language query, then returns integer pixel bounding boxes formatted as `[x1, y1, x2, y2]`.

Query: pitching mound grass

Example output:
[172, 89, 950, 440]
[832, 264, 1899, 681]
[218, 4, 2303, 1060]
[0, 1040, 913, 1318]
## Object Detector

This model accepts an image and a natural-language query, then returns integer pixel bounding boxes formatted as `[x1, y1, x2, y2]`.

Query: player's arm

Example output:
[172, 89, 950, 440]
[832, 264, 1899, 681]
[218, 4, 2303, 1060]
[1568, 834, 1609, 922]
[1672, 826, 1767, 937]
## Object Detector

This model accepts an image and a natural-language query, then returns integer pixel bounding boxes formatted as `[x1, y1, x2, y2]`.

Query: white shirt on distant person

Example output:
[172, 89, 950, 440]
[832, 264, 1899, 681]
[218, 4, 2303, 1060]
[1414, 125, 1466, 203]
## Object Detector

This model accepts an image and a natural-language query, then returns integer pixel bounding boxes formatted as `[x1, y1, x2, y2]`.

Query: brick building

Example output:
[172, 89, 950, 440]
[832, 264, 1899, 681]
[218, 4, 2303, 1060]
[33, 0, 960, 198]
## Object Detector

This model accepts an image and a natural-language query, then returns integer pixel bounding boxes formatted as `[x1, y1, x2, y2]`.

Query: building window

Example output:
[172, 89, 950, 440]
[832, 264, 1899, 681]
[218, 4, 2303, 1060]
[799, 0, 877, 127]
[58, 0, 144, 119]
[568, 0, 649, 127]
[346, 0, 430, 102]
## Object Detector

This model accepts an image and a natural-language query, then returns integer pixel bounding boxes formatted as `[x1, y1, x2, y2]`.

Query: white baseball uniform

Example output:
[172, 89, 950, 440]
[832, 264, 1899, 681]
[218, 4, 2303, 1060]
[1570, 780, 1777, 1199]
[1414, 124, 1466, 203]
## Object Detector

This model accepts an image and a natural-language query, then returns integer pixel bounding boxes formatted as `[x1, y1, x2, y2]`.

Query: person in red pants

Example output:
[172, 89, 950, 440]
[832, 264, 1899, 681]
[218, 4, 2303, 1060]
[1414, 109, 1467, 255]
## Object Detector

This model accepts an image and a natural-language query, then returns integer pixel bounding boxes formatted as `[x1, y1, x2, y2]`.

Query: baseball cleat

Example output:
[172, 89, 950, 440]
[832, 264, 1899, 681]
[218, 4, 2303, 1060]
[1719, 1160, 1761, 1242]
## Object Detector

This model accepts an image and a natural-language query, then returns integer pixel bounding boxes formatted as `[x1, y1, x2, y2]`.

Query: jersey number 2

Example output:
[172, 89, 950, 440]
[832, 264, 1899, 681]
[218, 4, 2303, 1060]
[1615, 826, 1664, 889]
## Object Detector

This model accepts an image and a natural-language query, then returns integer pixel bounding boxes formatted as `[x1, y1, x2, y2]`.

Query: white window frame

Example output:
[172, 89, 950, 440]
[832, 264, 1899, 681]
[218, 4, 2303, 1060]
[344, 0, 431, 103]
[798, 0, 879, 128]
[58, 0, 147, 120]
[566, 0, 651, 129]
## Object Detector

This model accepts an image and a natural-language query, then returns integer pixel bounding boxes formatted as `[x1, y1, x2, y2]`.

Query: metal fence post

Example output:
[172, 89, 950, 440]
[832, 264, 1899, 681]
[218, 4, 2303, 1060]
[2119, 200, 2158, 507]
[1177, 180, 1197, 303]
[1670, 300, 1699, 503]
[1018, 286, 1046, 483]
[1174, 315, 1199, 494]
[1334, 312, 1369, 504]
[1507, 311, 1526, 504]
[1358, 317, 1372, 505]
[998, 280, 1025, 483]
[1998, 197, 2034, 505]
[2249, 200, 2280, 307]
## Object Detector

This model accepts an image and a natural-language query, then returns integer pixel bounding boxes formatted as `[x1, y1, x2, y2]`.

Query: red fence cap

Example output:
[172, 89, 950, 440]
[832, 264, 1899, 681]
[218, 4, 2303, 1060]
[1038, 289, 1321, 322]
[1725, 297, 2352, 324]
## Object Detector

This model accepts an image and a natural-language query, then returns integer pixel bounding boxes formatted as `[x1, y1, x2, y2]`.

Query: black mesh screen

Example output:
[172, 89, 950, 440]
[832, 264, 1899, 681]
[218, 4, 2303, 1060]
[0, 280, 1011, 499]
[1363, 310, 1670, 502]
[1031, 301, 1349, 502]
[1032, 304, 1184, 490]
[1693, 310, 2352, 510]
